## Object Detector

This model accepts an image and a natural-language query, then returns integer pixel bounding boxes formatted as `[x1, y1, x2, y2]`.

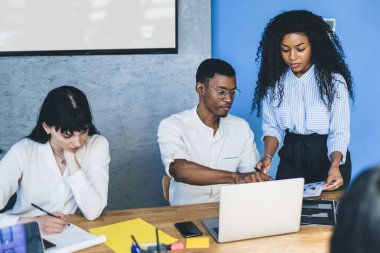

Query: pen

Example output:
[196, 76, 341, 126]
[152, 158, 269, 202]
[156, 228, 160, 253]
[254, 167, 261, 172]
[31, 203, 70, 226]
[31, 203, 60, 218]
[131, 235, 142, 252]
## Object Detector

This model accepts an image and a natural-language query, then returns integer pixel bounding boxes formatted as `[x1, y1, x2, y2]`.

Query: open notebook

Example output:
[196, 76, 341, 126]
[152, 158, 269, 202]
[43, 223, 106, 253]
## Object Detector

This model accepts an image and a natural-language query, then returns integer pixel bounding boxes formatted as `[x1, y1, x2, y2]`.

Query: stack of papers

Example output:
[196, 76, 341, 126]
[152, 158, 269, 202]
[301, 199, 338, 225]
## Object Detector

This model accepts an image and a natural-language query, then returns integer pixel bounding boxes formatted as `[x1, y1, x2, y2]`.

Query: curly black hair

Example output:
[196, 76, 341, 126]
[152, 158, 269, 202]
[252, 10, 354, 116]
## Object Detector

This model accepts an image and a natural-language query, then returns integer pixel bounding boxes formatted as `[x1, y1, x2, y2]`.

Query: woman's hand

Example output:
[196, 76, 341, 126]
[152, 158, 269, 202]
[323, 166, 343, 191]
[19, 212, 67, 235]
[255, 155, 272, 174]
[258, 136, 279, 174]
[324, 151, 344, 191]
[63, 149, 77, 164]
[63, 149, 81, 175]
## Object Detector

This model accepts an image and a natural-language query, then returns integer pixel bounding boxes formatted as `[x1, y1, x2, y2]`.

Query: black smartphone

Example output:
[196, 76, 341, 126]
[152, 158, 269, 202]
[174, 221, 203, 238]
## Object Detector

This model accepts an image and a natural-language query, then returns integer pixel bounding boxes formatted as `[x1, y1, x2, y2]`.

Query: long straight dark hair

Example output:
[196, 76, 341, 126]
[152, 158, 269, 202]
[27, 85, 99, 143]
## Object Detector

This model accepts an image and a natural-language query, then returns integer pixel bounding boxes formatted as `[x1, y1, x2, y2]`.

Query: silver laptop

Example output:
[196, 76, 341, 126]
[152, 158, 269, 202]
[203, 178, 304, 243]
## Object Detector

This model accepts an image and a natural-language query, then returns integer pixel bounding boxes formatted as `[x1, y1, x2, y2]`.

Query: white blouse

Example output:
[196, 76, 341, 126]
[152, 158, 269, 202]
[0, 134, 110, 227]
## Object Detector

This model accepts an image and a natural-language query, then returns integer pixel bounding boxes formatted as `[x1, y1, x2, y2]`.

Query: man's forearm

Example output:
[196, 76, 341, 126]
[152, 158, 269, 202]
[169, 159, 238, 185]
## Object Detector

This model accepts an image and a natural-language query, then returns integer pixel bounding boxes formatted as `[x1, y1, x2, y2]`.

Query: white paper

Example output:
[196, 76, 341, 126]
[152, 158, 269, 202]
[43, 224, 106, 253]
[303, 181, 324, 198]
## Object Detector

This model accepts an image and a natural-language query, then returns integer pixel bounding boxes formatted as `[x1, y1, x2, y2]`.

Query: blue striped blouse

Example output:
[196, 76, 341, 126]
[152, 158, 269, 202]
[262, 65, 350, 163]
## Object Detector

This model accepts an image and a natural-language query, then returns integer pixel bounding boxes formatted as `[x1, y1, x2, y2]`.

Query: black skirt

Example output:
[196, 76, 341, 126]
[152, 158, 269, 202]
[276, 130, 351, 189]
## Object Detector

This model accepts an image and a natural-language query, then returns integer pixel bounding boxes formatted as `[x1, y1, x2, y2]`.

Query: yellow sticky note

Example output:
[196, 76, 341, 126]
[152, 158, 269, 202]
[89, 218, 177, 253]
[186, 237, 209, 248]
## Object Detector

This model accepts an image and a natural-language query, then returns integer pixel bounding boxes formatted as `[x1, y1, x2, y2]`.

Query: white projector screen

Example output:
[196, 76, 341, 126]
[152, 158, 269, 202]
[0, 0, 177, 55]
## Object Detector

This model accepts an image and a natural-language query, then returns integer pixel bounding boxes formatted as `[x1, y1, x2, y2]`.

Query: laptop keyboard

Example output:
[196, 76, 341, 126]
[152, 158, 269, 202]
[213, 227, 219, 235]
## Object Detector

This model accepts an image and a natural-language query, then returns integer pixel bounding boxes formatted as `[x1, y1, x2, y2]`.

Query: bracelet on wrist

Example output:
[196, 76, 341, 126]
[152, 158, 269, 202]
[263, 154, 273, 159]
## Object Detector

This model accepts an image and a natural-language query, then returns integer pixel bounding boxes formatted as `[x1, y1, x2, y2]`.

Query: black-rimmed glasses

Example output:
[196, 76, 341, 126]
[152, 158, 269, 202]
[203, 83, 241, 99]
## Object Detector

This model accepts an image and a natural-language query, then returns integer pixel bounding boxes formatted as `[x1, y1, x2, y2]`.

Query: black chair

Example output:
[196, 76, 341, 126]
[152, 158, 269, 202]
[0, 194, 17, 213]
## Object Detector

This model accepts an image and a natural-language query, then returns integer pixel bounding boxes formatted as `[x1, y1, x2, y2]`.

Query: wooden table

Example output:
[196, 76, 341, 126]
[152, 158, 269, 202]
[69, 191, 342, 253]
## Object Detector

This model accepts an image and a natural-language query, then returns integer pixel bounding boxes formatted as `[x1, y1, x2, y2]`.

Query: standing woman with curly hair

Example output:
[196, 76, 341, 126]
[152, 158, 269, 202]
[253, 10, 354, 190]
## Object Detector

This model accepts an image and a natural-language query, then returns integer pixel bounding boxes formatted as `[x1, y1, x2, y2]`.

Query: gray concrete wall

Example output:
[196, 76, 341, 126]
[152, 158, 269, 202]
[0, 0, 210, 210]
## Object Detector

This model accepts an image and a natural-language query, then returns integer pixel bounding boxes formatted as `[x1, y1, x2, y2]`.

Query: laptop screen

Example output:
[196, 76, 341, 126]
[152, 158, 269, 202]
[0, 222, 45, 253]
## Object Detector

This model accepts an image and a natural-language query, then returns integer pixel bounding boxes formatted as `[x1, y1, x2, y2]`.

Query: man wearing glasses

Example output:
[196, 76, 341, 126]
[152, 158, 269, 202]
[157, 58, 271, 206]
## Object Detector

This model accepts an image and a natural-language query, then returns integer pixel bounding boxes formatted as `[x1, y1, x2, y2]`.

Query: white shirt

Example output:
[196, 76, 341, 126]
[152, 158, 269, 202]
[157, 106, 260, 205]
[262, 65, 350, 163]
[0, 134, 110, 227]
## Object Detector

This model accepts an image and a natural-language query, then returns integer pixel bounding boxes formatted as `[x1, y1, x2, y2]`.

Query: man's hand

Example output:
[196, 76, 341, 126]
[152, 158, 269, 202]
[234, 171, 273, 184]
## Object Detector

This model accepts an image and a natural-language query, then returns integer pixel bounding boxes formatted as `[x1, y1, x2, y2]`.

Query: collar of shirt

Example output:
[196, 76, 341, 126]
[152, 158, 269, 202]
[38, 141, 53, 154]
[37, 139, 87, 176]
[288, 64, 316, 84]
[192, 106, 225, 142]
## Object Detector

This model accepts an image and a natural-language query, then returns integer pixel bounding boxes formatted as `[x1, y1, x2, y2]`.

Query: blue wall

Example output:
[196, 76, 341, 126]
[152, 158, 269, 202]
[212, 0, 380, 180]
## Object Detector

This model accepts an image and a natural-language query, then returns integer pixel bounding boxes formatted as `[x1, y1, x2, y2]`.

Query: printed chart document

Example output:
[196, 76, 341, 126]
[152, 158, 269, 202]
[89, 218, 177, 253]
[303, 181, 324, 198]
[43, 224, 106, 253]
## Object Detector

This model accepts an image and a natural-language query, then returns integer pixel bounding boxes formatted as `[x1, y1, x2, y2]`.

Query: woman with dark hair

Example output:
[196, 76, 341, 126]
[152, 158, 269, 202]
[330, 168, 380, 253]
[253, 10, 354, 190]
[0, 86, 110, 234]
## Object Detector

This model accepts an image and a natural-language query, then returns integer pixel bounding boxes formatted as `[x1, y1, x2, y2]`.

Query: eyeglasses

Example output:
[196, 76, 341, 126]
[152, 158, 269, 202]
[203, 83, 241, 99]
